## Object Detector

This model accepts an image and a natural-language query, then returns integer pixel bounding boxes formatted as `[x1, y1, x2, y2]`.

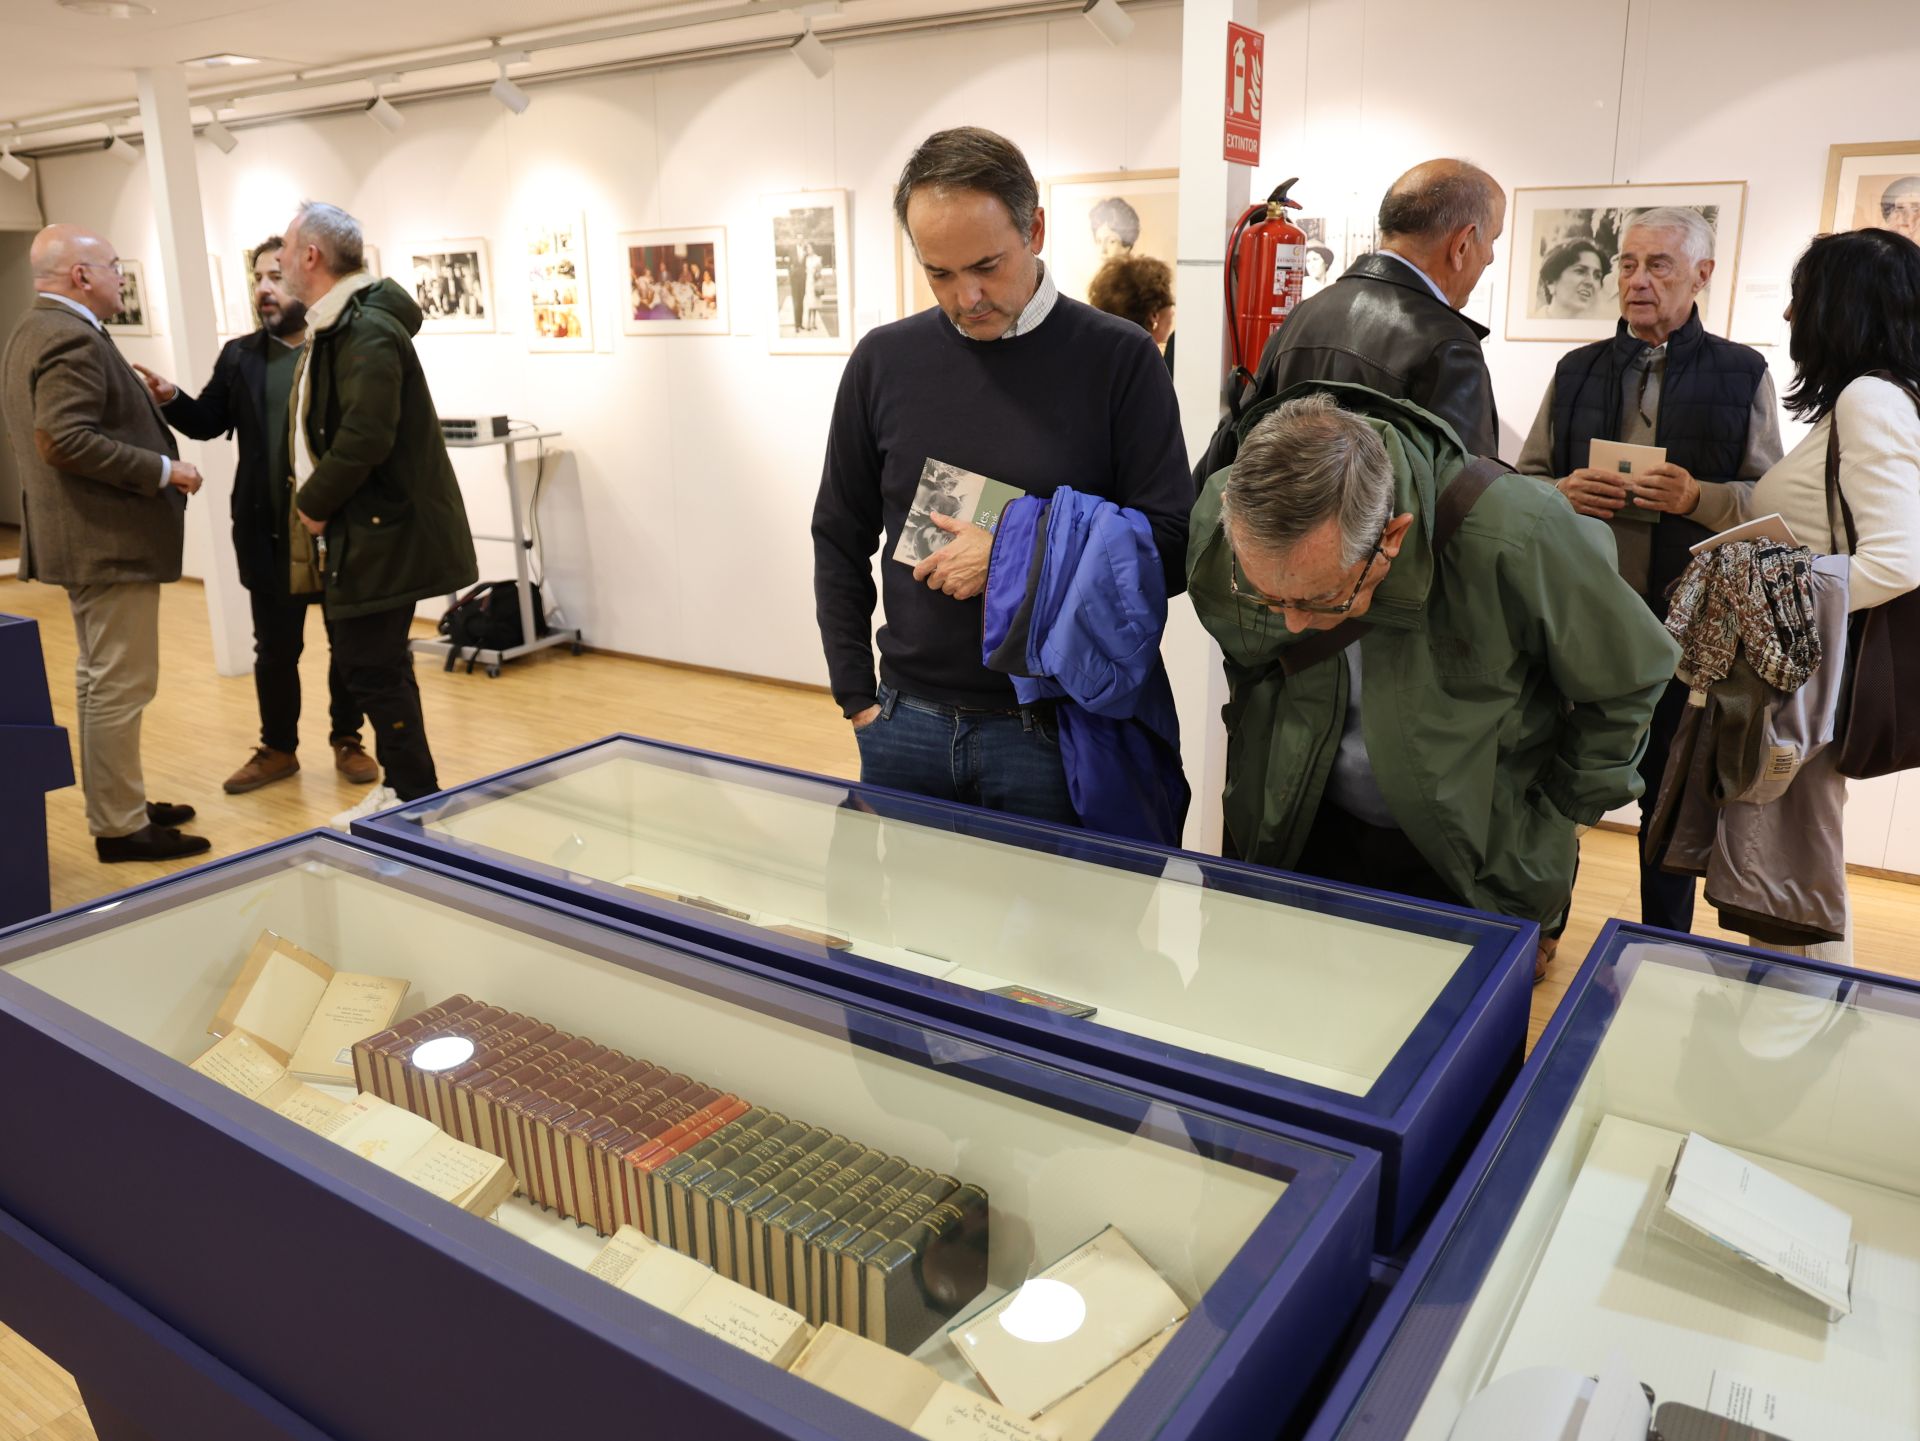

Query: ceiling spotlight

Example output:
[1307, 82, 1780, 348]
[58, 0, 152, 15]
[792, 24, 832, 79]
[107, 126, 140, 165]
[366, 93, 404, 133]
[202, 114, 238, 153]
[1082, 0, 1133, 45]
[490, 64, 530, 115]
[0, 150, 30, 184]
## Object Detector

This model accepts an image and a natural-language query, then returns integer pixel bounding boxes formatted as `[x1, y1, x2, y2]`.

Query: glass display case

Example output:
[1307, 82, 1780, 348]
[0, 831, 1381, 1441]
[1300, 921, 1920, 1441]
[358, 736, 1537, 1248]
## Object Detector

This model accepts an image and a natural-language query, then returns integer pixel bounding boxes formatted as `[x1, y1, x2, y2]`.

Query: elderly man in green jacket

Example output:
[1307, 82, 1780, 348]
[1190, 384, 1678, 980]
[282, 201, 478, 825]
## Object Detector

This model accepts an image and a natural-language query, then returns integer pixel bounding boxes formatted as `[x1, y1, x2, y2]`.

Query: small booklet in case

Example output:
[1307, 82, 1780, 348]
[1661, 1131, 1854, 1320]
[948, 1225, 1188, 1417]
[209, 930, 408, 1082]
[788, 1324, 1047, 1438]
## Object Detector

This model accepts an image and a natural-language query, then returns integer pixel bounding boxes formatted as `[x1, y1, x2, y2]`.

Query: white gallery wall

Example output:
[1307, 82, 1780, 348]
[26, 0, 1920, 868]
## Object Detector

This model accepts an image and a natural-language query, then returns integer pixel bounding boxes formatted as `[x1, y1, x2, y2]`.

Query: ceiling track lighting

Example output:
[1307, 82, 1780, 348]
[490, 52, 531, 114]
[792, 23, 832, 79]
[366, 87, 404, 133]
[0, 149, 30, 183]
[201, 113, 238, 153]
[106, 124, 140, 165]
[1082, 0, 1133, 46]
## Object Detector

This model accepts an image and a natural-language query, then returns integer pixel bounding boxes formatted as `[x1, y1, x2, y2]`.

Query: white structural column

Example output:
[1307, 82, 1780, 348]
[136, 66, 251, 677]
[1164, 0, 1255, 855]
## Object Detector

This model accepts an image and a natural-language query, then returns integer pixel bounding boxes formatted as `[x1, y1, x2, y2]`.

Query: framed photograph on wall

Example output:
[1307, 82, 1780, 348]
[1043, 170, 1178, 309]
[105, 258, 153, 336]
[409, 240, 493, 334]
[525, 215, 592, 352]
[1821, 141, 1920, 239]
[1504, 182, 1746, 342]
[618, 227, 728, 336]
[206, 253, 232, 335]
[767, 190, 850, 355]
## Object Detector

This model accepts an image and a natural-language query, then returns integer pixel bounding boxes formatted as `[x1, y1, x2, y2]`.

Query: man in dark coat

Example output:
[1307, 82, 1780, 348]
[134, 236, 377, 796]
[278, 202, 477, 824]
[1197, 159, 1504, 480]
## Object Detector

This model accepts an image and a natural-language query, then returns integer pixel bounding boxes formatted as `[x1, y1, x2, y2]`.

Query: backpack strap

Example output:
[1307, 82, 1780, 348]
[1276, 455, 1507, 677]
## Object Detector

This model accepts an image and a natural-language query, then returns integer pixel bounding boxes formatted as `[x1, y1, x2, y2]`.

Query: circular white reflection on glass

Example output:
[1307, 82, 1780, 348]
[411, 1035, 476, 1072]
[995, 1278, 1086, 1344]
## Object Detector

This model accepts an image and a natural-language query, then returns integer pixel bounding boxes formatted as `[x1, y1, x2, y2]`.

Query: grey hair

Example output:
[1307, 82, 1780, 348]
[289, 200, 366, 276]
[893, 127, 1040, 242]
[1221, 393, 1393, 567]
[1377, 162, 1498, 241]
[1623, 206, 1714, 266]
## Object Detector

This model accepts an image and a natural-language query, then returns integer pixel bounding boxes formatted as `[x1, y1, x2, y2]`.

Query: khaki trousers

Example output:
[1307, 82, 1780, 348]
[64, 581, 160, 838]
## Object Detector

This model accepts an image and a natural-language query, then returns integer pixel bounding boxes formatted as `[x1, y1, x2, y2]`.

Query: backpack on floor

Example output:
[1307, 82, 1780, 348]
[438, 580, 548, 672]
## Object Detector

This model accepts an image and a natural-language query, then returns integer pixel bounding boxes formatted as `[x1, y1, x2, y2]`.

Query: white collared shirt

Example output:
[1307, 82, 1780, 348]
[1377, 249, 1452, 306]
[42, 289, 172, 491]
[950, 259, 1058, 341]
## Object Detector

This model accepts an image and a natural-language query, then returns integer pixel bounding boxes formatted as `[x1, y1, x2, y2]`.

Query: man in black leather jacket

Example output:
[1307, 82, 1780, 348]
[1197, 159, 1504, 481]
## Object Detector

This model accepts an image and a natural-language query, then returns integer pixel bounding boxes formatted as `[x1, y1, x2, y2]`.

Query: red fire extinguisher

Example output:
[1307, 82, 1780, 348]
[1223, 178, 1305, 412]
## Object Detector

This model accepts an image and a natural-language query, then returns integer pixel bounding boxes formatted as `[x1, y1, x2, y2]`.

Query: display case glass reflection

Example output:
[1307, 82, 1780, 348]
[0, 834, 1375, 1441]
[1306, 924, 1920, 1441]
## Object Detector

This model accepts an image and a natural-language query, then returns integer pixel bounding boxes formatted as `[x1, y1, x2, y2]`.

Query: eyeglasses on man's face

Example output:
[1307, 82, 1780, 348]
[1230, 537, 1385, 617]
[76, 260, 125, 278]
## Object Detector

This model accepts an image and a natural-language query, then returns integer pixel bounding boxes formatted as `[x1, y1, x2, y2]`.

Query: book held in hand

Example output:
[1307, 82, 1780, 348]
[893, 459, 1026, 567]
[1587, 438, 1666, 524]
[209, 930, 408, 1082]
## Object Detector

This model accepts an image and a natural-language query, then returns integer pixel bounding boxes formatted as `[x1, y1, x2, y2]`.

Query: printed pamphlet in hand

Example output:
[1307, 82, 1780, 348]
[893, 458, 1026, 566]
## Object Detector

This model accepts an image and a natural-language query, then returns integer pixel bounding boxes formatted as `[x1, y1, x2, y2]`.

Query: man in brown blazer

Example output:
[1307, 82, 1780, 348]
[2, 224, 210, 862]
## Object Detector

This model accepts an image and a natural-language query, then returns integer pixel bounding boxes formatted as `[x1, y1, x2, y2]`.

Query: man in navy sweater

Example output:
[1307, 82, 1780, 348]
[811, 127, 1191, 825]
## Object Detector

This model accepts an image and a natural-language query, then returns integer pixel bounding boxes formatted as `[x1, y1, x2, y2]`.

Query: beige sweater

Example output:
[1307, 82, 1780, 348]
[1691, 375, 1920, 613]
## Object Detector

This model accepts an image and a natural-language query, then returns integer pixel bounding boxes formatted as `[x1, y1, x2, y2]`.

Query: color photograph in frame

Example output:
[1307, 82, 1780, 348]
[1821, 141, 1920, 240]
[767, 190, 850, 355]
[1044, 170, 1179, 309]
[525, 214, 592, 352]
[1504, 182, 1746, 342]
[619, 227, 728, 336]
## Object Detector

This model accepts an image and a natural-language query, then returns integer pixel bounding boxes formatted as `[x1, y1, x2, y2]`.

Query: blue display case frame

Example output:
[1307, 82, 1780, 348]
[1296, 920, 1920, 1440]
[357, 734, 1538, 1248]
[0, 830, 1381, 1441]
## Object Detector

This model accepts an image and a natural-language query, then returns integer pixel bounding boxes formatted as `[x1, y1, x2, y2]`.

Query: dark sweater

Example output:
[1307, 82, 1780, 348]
[811, 297, 1190, 716]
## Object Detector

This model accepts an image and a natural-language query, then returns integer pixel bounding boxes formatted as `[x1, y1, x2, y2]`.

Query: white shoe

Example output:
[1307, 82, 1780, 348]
[331, 784, 399, 830]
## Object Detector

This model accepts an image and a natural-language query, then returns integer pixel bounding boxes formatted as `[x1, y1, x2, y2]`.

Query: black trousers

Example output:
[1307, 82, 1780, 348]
[327, 605, 439, 801]
[250, 588, 362, 754]
[1637, 676, 1697, 932]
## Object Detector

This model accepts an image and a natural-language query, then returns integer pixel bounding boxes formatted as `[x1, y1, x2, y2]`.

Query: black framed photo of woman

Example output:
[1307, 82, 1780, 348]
[1504, 182, 1746, 342]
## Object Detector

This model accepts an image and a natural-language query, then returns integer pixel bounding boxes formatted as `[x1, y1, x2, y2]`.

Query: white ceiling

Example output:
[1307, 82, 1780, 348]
[0, 0, 1089, 139]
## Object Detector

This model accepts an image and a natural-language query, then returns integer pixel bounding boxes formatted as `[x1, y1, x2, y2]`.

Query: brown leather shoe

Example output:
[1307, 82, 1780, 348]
[1534, 935, 1560, 986]
[97, 823, 212, 863]
[332, 736, 378, 785]
[224, 746, 299, 794]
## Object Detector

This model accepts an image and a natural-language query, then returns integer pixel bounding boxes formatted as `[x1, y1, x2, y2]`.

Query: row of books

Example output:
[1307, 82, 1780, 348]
[350, 994, 989, 1351]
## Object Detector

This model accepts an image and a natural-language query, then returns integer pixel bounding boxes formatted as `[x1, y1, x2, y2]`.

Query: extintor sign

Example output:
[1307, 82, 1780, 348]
[1224, 22, 1263, 165]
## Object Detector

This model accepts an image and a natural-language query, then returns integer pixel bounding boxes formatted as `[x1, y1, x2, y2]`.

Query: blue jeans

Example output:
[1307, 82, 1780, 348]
[854, 685, 1078, 828]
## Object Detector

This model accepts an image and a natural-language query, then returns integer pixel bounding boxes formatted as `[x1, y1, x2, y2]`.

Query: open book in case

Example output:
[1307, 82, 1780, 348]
[0, 830, 1379, 1441]
[355, 734, 1538, 1247]
[1299, 921, 1920, 1441]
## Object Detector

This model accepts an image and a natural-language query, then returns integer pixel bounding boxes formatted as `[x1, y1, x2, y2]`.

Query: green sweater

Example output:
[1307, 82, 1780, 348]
[1189, 382, 1680, 925]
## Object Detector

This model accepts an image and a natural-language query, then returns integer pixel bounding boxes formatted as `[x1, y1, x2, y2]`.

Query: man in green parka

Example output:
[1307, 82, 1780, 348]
[1190, 384, 1678, 978]
[282, 201, 478, 824]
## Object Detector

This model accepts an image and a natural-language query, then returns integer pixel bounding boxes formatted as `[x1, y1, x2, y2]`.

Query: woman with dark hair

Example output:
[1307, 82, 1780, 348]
[1536, 237, 1607, 319]
[1645, 225, 1920, 959]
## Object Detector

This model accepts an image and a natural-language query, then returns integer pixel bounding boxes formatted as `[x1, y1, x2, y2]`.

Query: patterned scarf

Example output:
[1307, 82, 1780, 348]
[1665, 540, 1821, 693]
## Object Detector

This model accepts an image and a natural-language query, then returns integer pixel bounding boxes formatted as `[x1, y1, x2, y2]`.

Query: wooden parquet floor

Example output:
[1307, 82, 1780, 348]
[2, 573, 1917, 1431]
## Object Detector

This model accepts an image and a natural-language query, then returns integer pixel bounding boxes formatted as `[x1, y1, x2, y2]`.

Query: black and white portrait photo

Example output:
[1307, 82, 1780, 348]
[105, 257, 152, 336]
[410, 240, 493, 334]
[767, 190, 850, 355]
[1822, 141, 1920, 241]
[1506, 183, 1746, 341]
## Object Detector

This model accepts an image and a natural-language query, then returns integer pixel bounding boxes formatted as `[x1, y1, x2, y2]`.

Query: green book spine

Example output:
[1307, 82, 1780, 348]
[820, 1167, 934, 1330]
[691, 1121, 816, 1271]
[863, 1182, 990, 1351]
[842, 1175, 956, 1339]
[765, 1148, 886, 1312]
[646, 1106, 767, 1252]
[666, 1111, 786, 1257]
[743, 1137, 859, 1298]
[798, 1157, 908, 1325]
